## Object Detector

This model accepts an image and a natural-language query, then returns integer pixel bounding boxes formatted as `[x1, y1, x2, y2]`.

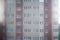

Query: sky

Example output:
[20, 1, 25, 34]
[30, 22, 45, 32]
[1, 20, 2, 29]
[0, 0, 60, 23]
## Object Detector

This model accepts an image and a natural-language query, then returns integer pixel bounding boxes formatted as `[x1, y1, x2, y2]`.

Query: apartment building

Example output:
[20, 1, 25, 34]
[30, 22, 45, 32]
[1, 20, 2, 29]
[5, 0, 59, 40]
[0, 23, 6, 40]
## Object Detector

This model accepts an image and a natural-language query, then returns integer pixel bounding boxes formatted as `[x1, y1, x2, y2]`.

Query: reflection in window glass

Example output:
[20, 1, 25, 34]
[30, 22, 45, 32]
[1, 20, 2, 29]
[44, 14, 48, 18]
[24, 29, 31, 32]
[39, 6, 44, 10]
[16, 36, 22, 40]
[8, 21, 14, 24]
[45, 0, 48, 3]
[53, 29, 59, 32]
[24, 0, 31, 2]
[24, 13, 31, 17]
[16, 29, 22, 33]
[39, 0, 44, 2]
[24, 21, 31, 24]
[24, 6, 31, 9]
[16, 15, 22, 18]
[16, 22, 22, 26]
[16, 7, 21, 11]
[33, 29, 39, 32]
[6, 14, 14, 18]
[7, 6, 14, 11]
[33, 21, 39, 24]
[24, 36, 31, 40]
[40, 37, 44, 40]
[7, 0, 14, 3]
[7, 36, 14, 40]
[7, 28, 13, 32]
[33, 6, 39, 9]
[40, 29, 44, 32]
[54, 36, 58, 40]
[33, 37, 39, 40]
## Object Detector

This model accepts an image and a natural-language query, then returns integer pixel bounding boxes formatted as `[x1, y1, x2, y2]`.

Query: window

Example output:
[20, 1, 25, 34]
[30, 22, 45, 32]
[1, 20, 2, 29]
[33, 0, 44, 2]
[40, 14, 44, 17]
[24, 21, 31, 24]
[24, 0, 31, 2]
[33, 0, 39, 2]
[7, 6, 14, 11]
[33, 6, 39, 9]
[33, 37, 39, 40]
[24, 6, 31, 9]
[33, 29, 39, 32]
[7, 0, 15, 3]
[16, 22, 22, 26]
[16, 29, 22, 33]
[54, 19, 58, 24]
[33, 14, 39, 17]
[24, 29, 31, 32]
[44, 21, 48, 26]
[7, 28, 13, 32]
[45, 36, 48, 40]
[40, 37, 44, 40]
[54, 21, 58, 25]
[7, 5, 15, 11]
[39, 6, 44, 10]
[45, 29, 48, 33]
[24, 36, 27, 40]
[40, 21, 44, 24]
[24, 14, 31, 17]
[54, 36, 58, 40]
[44, 14, 48, 18]
[16, 15, 22, 18]
[45, 0, 48, 3]
[39, 0, 44, 2]
[16, 0, 22, 2]
[24, 29, 27, 32]
[7, 7, 11, 11]
[16, 7, 21, 11]
[40, 29, 44, 32]
[33, 21, 39, 24]
[16, 0, 21, 2]
[6, 14, 14, 18]
[53, 29, 59, 32]
[45, 6, 48, 10]
[24, 36, 31, 40]
[7, 36, 14, 40]
[16, 36, 22, 40]
[8, 21, 14, 24]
